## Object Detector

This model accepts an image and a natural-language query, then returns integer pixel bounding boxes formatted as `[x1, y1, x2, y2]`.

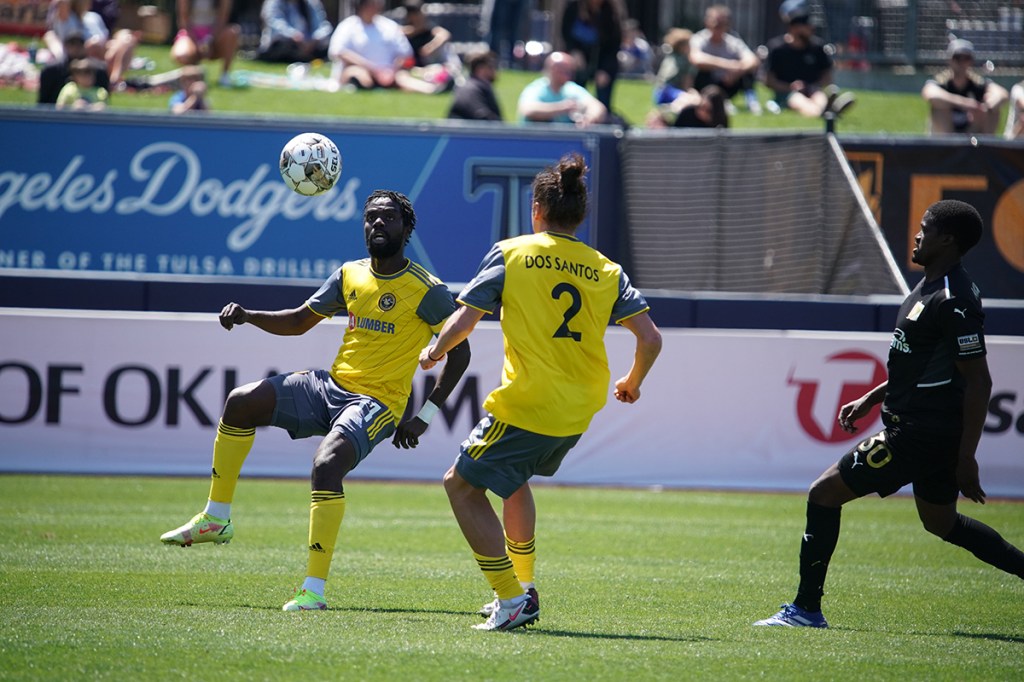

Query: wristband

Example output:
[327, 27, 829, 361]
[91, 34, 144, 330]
[416, 400, 440, 425]
[427, 346, 445, 362]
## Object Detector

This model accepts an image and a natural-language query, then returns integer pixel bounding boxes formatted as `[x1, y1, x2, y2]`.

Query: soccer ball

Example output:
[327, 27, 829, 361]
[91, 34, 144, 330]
[279, 133, 342, 196]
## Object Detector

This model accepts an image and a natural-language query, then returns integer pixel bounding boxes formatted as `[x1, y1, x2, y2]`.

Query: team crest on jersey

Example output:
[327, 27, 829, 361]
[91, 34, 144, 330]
[906, 301, 925, 321]
[378, 293, 397, 311]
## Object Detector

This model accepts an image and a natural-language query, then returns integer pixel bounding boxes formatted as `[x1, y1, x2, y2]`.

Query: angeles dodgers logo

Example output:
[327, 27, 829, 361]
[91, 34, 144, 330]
[788, 351, 887, 443]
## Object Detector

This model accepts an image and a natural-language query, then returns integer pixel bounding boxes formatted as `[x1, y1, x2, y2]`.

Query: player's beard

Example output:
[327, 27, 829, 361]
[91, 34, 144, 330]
[367, 235, 402, 259]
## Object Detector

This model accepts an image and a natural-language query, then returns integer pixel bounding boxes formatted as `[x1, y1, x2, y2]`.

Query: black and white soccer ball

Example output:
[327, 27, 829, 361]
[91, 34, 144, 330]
[279, 132, 342, 196]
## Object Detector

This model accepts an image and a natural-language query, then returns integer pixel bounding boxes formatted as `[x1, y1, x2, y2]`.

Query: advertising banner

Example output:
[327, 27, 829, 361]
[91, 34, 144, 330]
[842, 137, 1024, 299]
[0, 112, 603, 286]
[2, 310, 1021, 497]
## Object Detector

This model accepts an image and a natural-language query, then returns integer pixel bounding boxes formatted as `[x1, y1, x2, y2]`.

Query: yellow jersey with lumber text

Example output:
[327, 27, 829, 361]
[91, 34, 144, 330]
[306, 258, 456, 418]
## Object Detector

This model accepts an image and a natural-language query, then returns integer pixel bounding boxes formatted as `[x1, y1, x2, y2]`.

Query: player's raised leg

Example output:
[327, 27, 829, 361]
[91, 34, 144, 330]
[160, 381, 273, 547]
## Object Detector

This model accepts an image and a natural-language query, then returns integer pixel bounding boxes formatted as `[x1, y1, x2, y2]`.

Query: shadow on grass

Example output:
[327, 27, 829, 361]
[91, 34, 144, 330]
[951, 631, 1024, 645]
[528, 628, 716, 643]
[839, 625, 1024, 645]
[222, 603, 717, 641]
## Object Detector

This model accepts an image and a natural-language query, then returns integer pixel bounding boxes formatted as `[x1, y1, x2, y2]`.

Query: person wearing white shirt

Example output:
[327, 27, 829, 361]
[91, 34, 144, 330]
[328, 0, 440, 94]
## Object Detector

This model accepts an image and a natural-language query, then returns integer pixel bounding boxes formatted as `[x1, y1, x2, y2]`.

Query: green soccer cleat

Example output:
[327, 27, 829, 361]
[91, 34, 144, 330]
[160, 512, 233, 547]
[282, 588, 328, 611]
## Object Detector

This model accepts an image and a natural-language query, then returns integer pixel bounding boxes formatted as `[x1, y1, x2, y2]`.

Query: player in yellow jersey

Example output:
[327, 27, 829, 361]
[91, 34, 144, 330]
[160, 190, 470, 612]
[419, 153, 663, 630]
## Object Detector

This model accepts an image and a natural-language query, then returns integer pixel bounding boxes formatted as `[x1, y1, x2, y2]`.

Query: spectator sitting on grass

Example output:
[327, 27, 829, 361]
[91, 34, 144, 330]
[764, 0, 854, 118]
[517, 51, 609, 127]
[689, 4, 761, 114]
[652, 27, 695, 106]
[328, 0, 444, 94]
[171, 0, 241, 87]
[38, 32, 110, 105]
[400, 0, 461, 92]
[170, 65, 211, 114]
[257, 0, 333, 63]
[922, 39, 1008, 136]
[45, 0, 137, 86]
[56, 57, 108, 110]
[448, 49, 502, 121]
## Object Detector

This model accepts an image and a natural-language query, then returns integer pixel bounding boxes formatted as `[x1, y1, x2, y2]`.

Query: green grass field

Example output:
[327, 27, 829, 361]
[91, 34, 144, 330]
[1, 475, 1021, 680]
[0, 37, 943, 134]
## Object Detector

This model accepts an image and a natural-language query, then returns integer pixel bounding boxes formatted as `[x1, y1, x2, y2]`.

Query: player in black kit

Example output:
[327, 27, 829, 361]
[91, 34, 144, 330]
[755, 199, 1024, 628]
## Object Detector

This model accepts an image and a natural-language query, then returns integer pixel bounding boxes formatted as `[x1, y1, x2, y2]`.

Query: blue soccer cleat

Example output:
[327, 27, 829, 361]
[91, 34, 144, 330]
[754, 603, 828, 628]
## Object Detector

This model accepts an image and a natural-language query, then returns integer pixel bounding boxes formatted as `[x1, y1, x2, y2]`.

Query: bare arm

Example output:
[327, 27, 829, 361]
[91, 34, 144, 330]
[954, 356, 993, 504]
[420, 305, 486, 369]
[219, 302, 322, 335]
[393, 338, 471, 449]
[419, 26, 451, 59]
[838, 380, 888, 433]
[984, 81, 1009, 111]
[689, 48, 757, 75]
[613, 312, 662, 404]
[519, 97, 580, 122]
[922, 81, 982, 111]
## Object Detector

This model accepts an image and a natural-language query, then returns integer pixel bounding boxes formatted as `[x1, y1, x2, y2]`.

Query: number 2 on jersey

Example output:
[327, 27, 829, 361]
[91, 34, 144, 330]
[551, 282, 582, 341]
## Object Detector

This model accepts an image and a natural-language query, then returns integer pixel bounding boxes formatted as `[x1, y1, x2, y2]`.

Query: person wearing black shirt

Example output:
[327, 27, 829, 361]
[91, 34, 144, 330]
[755, 200, 1024, 628]
[38, 33, 110, 105]
[922, 39, 1008, 135]
[764, 0, 853, 118]
[447, 50, 502, 122]
[672, 84, 728, 128]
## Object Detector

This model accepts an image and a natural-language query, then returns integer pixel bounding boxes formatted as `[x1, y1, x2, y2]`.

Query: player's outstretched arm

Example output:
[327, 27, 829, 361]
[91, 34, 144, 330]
[393, 339, 471, 449]
[219, 302, 322, 336]
[837, 381, 888, 433]
[955, 356, 993, 504]
[419, 305, 485, 370]
[614, 312, 662, 404]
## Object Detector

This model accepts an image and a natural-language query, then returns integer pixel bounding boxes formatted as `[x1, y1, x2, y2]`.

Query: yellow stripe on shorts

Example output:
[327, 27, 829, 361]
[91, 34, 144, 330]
[468, 419, 508, 460]
[367, 410, 395, 440]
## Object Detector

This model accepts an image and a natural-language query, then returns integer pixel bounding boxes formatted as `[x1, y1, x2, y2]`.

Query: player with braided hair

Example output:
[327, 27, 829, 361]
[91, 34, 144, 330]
[419, 153, 663, 630]
[160, 189, 470, 612]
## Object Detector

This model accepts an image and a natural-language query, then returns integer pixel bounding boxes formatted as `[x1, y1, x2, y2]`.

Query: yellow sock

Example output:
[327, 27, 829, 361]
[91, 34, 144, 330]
[474, 552, 523, 600]
[505, 535, 536, 585]
[207, 421, 255, 505]
[306, 491, 346, 581]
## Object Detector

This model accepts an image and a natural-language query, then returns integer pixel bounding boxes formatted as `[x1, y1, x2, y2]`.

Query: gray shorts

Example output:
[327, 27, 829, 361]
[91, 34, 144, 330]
[454, 414, 582, 499]
[267, 369, 396, 467]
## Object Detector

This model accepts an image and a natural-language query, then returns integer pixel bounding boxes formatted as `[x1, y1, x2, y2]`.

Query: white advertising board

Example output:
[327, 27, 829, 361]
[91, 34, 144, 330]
[1, 309, 1022, 497]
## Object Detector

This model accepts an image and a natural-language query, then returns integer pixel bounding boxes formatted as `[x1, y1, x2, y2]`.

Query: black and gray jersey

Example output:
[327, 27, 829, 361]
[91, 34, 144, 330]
[883, 263, 986, 429]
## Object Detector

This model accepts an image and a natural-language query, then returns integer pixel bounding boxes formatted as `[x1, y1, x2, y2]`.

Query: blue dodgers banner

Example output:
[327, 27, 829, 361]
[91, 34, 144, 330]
[0, 111, 605, 285]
